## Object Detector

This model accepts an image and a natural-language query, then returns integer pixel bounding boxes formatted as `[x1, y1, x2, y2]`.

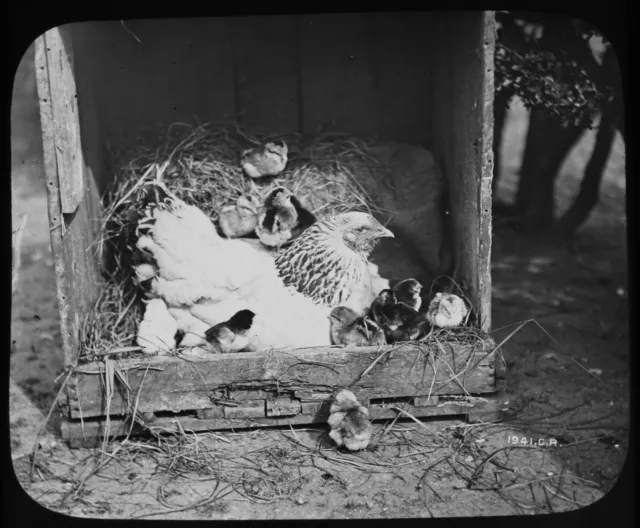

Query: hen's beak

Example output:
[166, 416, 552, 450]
[376, 225, 395, 238]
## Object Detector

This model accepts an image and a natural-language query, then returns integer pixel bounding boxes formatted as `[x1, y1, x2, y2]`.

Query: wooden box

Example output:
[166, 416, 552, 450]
[33, 12, 499, 448]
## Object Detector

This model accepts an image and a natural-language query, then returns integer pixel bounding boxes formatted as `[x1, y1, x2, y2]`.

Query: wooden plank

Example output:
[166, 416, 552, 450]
[223, 400, 265, 419]
[414, 395, 440, 407]
[266, 397, 302, 417]
[365, 12, 435, 145]
[298, 13, 378, 136]
[196, 407, 225, 419]
[39, 25, 84, 214]
[68, 19, 237, 150]
[35, 31, 103, 367]
[428, 12, 496, 331]
[61, 392, 502, 449]
[68, 340, 495, 419]
[231, 15, 299, 132]
[300, 400, 331, 416]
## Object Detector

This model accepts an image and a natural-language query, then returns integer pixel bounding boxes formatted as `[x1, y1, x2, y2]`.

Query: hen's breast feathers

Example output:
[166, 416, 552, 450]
[274, 225, 370, 311]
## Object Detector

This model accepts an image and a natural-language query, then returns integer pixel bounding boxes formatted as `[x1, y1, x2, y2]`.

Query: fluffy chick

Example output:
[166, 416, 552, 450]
[256, 187, 316, 249]
[426, 293, 469, 328]
[204, 309, 256, 354]
[329, 306, 387, 347]
[369, 289, 429, 343]
[137, 298, 179, 354]
[219, 194, 261, 238]
[393, 278, 424, 312]
[327, 389, 372, 451]
[240, 140, 288, 179]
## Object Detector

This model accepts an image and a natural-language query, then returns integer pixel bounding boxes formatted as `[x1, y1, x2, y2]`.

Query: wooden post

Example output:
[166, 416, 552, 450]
[34, 25, 84, 215]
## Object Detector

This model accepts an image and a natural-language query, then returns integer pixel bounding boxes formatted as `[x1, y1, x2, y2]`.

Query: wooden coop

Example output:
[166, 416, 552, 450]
[33, 12, 502, 448]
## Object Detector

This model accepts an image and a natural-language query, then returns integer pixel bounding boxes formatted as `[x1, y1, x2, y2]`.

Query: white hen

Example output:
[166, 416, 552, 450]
[133, 183, 393, 353]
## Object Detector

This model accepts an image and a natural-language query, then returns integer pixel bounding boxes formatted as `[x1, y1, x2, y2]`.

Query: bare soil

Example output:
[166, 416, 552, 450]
[10, 46, 628, 519]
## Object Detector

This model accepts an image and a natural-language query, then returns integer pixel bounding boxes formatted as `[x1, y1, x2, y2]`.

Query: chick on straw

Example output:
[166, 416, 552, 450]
[204, 309, 256, 353]
[425, 292, 469, 328]
[219, 194, 261, 238]
[327, 389, 372, 451]
[240, 140, 288, 179]
[329, 306, 387, 347]
[256, 187, 316, 249]
[393, 278, 424, 312]
[369, 289, 429, 343]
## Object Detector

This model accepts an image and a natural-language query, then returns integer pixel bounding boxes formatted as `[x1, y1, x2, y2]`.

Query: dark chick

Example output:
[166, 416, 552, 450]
[369, 289, 429, 343]
[329, 306, 387, 347]
[256, 187, 315, 249]
[288, 194, 317, 239]
[393, 278, 424, 312]
[204, 309, 255, 354]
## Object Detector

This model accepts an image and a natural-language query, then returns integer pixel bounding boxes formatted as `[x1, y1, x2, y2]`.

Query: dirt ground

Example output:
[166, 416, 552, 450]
[10, 44, 628, 519]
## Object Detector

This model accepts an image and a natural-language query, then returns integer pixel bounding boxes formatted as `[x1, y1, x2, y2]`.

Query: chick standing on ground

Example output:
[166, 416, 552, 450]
[393, 278, 424, 312]
[426, 292, 469, 328]
[328, 389, 372, 451]
[255, 187, 316, 249]
[240, 140, 288, 179]
[204, 309, 256, 354]
[369, 289, 429, 343]
[219, 194, 261, 238]
[328, 306, 387, 347]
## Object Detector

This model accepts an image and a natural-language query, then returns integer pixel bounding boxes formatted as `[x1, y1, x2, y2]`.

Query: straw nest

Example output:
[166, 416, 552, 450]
[80, 123, 390, 360]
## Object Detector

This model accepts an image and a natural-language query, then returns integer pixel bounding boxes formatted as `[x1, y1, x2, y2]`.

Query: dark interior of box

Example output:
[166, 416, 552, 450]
[48, 12, 494, 362]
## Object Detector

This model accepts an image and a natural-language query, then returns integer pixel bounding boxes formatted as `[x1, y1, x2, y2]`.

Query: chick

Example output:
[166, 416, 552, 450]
[219, 194, 261, 238]
[393, 278, 424, 312]
[369, 289, 429, 343]
[288, 194, 317, 239]
[255, 187, 316, 249]
[204, 309, 256, 354]
[425, 293, 469, 328]
[328, 306, 387, 347]
[240, 140, 288, 179]
[327, 389, 372, 451]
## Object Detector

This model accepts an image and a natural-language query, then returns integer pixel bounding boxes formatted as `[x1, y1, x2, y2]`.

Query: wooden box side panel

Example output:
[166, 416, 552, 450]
[35, 26, 104, 366]
[66, 341, 497, 420]
[65, 14, 437, 151]
[430, 11, 495, 331]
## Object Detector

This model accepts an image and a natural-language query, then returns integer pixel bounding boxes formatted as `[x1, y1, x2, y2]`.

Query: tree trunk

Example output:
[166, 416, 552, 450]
[515, 108, 584, 229]
[556, 111, 618, 236]
[492, 92, 511, 195]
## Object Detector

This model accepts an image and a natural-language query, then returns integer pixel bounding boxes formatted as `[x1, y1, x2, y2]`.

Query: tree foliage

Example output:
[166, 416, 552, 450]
[495, 11, 616, 130]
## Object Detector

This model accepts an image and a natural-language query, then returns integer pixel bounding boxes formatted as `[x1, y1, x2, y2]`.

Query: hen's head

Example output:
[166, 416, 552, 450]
[327, 212, 394, 255]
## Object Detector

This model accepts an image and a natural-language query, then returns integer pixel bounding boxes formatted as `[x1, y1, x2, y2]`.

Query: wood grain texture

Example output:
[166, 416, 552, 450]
[61, 393, 503, 448]
[69, 18, 237, 149]
[35, 31, 103, 366]
[66, 340, 496, 420]
[429, 11, 495, 331]
[39, 26, 84, 214]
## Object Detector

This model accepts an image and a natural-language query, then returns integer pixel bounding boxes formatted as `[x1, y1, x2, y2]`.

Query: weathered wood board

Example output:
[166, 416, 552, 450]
[65, 340, 497, 421]
[62, 389, 508, 449]
[35, 27, 104, 367]
[35, 26, 84, 215]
